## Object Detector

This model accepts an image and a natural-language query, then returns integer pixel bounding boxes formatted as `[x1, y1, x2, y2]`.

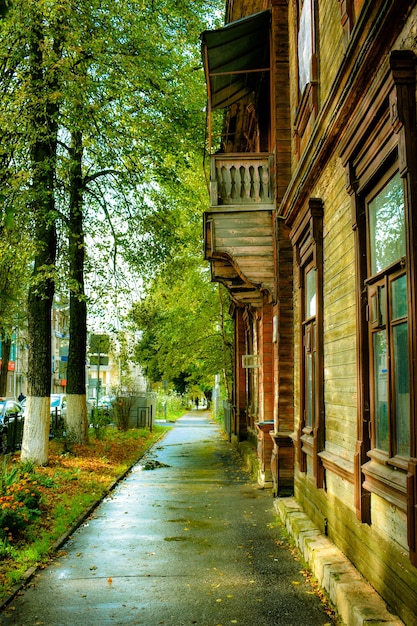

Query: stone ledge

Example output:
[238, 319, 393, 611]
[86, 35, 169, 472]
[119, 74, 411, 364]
[274, 497, 404, 626]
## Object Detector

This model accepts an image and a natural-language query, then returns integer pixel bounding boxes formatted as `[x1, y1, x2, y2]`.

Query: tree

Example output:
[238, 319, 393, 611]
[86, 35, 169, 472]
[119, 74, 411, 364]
[20, 5, 62, 465]
[1, 0, 224, 462]
[57, 0, 224, 442]
[65, 127, 88, 442]
[131, 254, 233, 403]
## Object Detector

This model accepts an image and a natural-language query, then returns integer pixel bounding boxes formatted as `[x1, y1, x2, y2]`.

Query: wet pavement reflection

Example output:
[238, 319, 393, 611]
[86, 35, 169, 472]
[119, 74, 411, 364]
[1, 412, 335, 626]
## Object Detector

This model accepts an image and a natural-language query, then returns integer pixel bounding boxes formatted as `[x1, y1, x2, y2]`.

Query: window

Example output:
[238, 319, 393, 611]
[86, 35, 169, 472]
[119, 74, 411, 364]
[366, 170, 409, 462]
[291, 199, 324, 487]
[294, 0, 318, 158]
[304, 263, 317, 430]
[298, 0, 313, 94]
[339, 50, 417, 563]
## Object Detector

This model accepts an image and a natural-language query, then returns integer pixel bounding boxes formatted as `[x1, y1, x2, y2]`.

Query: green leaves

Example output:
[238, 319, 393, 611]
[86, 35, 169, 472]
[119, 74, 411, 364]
[0, 0, 228, 399]
[131, 253, 233, 395]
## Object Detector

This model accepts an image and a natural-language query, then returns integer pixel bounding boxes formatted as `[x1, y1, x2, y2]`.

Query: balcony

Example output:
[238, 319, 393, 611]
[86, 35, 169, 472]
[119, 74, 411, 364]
[210, 153, 274, 207]
[204, 153, 275, 308]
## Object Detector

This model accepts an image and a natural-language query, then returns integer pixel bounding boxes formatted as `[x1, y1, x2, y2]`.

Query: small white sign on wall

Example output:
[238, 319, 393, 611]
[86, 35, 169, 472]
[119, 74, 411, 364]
[242, 355, 260, 368]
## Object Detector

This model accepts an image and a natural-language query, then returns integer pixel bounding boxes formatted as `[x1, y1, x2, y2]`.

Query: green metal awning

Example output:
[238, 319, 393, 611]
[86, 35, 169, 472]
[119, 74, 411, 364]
[201, 10, 271, 111]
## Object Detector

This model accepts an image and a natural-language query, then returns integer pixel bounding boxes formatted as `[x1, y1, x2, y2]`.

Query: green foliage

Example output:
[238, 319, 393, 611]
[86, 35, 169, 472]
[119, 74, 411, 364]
[90, 408, 113, 440]
[0, 0, 224, 303]
[131, 252, 233, 398]
[0, 460, 42, 540]
[156, 392, 187, 419]
[89, 334, 111, 355]
[0, 0, 226, 460]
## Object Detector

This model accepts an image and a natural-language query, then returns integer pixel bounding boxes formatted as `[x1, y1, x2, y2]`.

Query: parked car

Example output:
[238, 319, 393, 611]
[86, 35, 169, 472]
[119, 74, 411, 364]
[50, 394, 66, 432]
[0, 399, 24, 454]
[97, 395, 116, 411]
[50, 394, 67, 417]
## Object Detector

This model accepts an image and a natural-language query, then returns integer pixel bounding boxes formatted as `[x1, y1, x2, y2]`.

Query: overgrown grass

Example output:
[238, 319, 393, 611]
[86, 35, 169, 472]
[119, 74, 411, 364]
[156, 393, 188, 420]
[0, 424, 169, 601]
[163, 407, 189, 421]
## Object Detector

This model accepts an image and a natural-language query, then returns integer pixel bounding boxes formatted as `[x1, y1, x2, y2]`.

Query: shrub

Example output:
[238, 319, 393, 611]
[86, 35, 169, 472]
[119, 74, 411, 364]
[114, 396, 134, 431]
[90, 408, 113, 440]
[0, 461, 42, 540]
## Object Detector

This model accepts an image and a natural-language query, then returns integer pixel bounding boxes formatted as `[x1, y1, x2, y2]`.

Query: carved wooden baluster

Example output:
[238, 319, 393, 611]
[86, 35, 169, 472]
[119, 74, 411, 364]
[239, 166, 245, 199]
[244, 163, 251, 200]
[260, 163, 270, 201]
[223, 164, 232, 201]
[230, 166, 237, 200]
[252, 164, 260, 201]
[218, 164, 226, 204]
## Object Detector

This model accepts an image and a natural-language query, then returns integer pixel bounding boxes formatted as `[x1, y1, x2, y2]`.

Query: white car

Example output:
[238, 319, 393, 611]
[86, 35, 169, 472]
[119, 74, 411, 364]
[97, 395, 116, 411]
[50, 394, 67, 418]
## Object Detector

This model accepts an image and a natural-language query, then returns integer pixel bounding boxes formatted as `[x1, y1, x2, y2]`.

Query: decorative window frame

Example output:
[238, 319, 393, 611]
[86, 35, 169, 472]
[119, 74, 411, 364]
[338, 0, 365, 39]
[291, 198, 324, 488]
[339, 50, 417, 565]
[293, 0, 319, 159]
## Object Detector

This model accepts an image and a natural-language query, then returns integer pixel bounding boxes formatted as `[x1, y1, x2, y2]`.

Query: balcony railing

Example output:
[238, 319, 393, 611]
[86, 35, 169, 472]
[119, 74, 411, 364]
[210, 153, 274, 206]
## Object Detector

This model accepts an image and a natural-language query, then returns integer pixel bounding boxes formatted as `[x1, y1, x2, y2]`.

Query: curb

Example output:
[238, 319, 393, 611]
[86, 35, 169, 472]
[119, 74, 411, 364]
[274, 497, 404, 626]
[0, 428, 169, 612]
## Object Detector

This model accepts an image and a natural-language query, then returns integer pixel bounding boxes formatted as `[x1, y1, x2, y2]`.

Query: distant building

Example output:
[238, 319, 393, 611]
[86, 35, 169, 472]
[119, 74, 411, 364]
[51, 302, 69, 394]
[0, 334, 25, 397]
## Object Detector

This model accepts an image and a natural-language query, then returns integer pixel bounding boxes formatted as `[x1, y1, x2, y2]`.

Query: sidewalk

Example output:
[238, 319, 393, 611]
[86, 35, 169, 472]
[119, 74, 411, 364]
[1, 412, 336, 626]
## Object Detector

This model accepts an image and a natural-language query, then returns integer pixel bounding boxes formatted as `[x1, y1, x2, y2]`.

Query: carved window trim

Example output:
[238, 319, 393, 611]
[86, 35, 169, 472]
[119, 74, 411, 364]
[291, 198, 324, 488]
[340, 51, 417, 565]
[338, 0, 366, 40]
[294, 0, 319, 159]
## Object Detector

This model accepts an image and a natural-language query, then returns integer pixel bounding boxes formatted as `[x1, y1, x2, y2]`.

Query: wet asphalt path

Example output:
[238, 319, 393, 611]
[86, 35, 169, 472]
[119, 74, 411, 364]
[1, 412, 334, 626]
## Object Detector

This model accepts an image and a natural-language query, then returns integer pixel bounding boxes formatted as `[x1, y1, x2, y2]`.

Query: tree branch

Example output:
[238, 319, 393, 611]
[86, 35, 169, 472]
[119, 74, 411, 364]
[84, 169, 121, 186]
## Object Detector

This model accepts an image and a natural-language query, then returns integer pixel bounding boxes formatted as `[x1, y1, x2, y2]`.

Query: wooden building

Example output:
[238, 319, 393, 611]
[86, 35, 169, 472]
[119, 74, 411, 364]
[201, 1, 417, 622]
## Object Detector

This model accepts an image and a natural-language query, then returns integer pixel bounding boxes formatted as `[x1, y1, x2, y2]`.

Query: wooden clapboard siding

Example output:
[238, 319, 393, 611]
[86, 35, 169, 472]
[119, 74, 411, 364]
[271, 1, 292, 203]
[319, 0, 345, 103]
[320, 156, 357, 464]
[204, 208, 274, 306]
[296, 467, 417, 626]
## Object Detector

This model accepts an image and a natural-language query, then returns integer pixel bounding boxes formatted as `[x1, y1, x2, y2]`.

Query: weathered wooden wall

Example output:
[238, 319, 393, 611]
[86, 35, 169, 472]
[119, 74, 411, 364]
[286, 2, 417, 623]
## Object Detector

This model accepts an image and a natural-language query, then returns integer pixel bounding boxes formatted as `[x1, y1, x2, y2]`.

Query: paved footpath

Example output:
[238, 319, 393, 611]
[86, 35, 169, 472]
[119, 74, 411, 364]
[1, 412, 337, 626]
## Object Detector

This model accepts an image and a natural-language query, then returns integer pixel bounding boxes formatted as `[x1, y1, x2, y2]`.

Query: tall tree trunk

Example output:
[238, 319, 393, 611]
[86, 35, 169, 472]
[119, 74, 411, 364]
[66, 128, 88, 443]
[21, 14, 59, 465]
[0, 336, 11, 397]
